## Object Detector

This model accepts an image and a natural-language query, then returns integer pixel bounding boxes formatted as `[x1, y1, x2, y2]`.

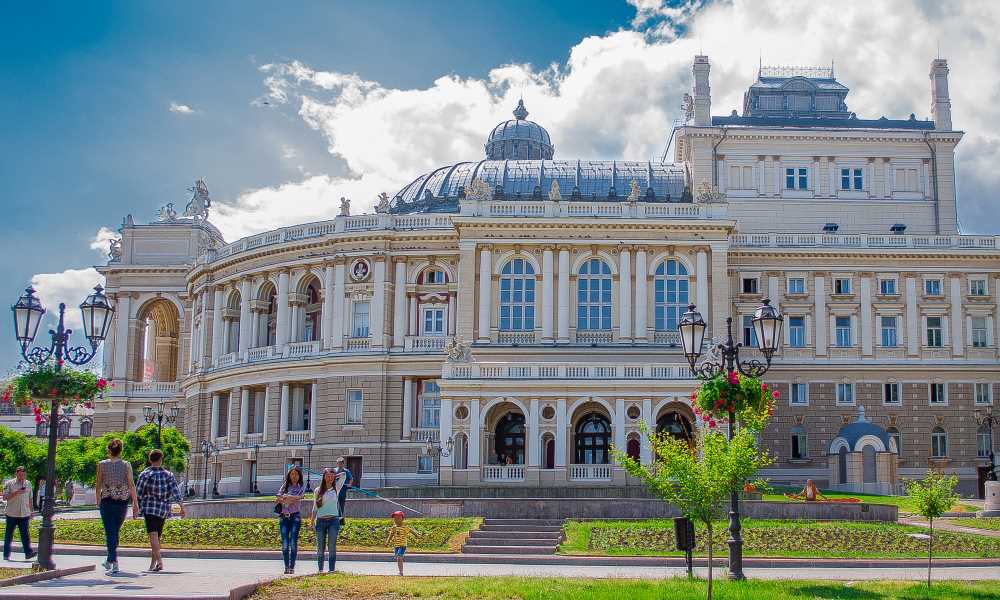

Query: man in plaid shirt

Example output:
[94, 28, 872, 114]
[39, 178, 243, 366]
[135, 449, 185, 572]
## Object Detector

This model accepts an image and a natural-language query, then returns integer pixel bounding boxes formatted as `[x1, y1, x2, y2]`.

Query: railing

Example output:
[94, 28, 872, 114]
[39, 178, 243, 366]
[482, 464, 525, 482]
[287, 340, 321, 357]
[731, 232, 1000, 250]
[285, 430, 310, 445]
[497, 331, 536, 345]
[444, 361, 692, 380]
[128, 381, 180, 396]
[464, 199, 722, 220]
[411, 428, 439, 443]
[216, 353, 238, 368]
[405, 335, 451, 352]
[346, 337, 370, 352]
[241, 432, 264, 447]
[652, 330, 680, 345]
[570, 464, 613, 481]
[213, 436, 231, 449]
[576, 330, 613, 345]
[247, 346, 278, 362]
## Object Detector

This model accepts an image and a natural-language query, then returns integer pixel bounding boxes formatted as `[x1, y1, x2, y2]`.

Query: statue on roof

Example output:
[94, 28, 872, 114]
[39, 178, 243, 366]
[339, 197, 351, 216]
[108, 238, 122, 261]
[548, 180, 562, 202]
[513, 99, 529, 120]
[682, 93, 695, 123]
[627, 179, 642, 203]
[156, 203, 178, 222]
[374, 192, 391, 214]
[444, 337, 474, 363]
[183, 179, 211, 220]
[465, 178, 492, 203]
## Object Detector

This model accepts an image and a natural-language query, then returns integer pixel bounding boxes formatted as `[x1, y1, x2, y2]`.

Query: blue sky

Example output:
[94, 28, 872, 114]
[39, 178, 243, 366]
[1, 1, 998, 372]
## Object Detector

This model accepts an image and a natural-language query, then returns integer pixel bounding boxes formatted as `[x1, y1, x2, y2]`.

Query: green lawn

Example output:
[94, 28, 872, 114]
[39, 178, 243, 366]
[0, 517, 478, 553]
[761, 487, 978, 513]
[0, 567, 31, 581]
[561, 518, 1000, 559]
[250, 574, 1000, 600]
[951, 517, 1000, 532]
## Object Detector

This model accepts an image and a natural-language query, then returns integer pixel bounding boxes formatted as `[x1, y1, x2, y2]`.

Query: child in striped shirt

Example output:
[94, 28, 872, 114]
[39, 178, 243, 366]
[385, 511, 410, 576]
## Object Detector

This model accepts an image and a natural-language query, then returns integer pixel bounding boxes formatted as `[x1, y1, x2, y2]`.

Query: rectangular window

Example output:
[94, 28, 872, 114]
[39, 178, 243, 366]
[729, 165, 754, 189]
[880, 316, 898, 347]
[980, 431, 994, 459]
[742, 315, 758, 348]
[883, 383, 901, 405]
[352, 301, 370, 338]
[789, 316, 806, 348]
[925, 279, 942, 296]
[972, 316, 988, 348]
[742, 278, 758, 294]
[834, 278, 851, 295]
[785, 168, 795, 190]
[424, 269, 445, 284]
[784, 167, 808, 190]
[835, 316, 852, 347]
[422, 307, 445, 335]
[787, 278, 805, 294]
[790, 383, 808, 405]
[929, 383, 946, 405]
[837, 383, 854, 405]
[975, 382, 992, 405]
[879, 279, 897, 295]
[926, 317, 943, 347]
[895, 168, 919, 192]
[791, 432, 807, 459]
[840, 167, 863, 191]
[932, 432, 948, 458]
[417, 455, 433, 474]
[346, 389, 364, 424]
[970, 279, 987, 296]
[798, 167, 808, 189]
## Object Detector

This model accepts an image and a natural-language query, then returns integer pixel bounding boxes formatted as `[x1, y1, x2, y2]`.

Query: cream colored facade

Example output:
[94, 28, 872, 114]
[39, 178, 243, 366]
[97, 56, 998, 497]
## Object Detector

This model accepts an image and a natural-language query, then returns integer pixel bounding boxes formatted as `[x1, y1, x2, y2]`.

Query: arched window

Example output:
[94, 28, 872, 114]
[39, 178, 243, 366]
[837, 446, 848, 484]
[626, 437, 641, 461]
[453, 433, 468, 470]
[887, 427, 901, 454]
[575, 413, 611, 465]
[79, 419, 93, 438]
[576, 258, 612, 331]
[494, 413, 525, 464]
[257, 284, 278, 347]
[225, 290, 241, 353]
[301, 278, 321, 342]
[978, 424, 993, 458]
[654, 259, 689, 331]
[656, 411, 693, 444]
[57, 418, 70, 440]
[543, 435, 555, 469]
[499, 258, 535, 331]
[791, 426, 808, 459]
[862, 445, 876, 483]
[931, 426, 948, 458]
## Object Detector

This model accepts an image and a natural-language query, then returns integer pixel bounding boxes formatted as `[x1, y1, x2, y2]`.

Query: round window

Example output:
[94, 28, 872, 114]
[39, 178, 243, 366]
[626, 405, 641, 420]
[455, 405, 469, 420]
[541, 405, 555, 420]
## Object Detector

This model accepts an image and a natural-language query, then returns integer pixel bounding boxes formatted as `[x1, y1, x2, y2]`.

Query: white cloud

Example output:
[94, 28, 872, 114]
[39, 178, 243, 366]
[209, 0, 1000, 242]
[169, 102, 195, 115]
[30, 268, 104, 330]
[89, 227, 118, 258]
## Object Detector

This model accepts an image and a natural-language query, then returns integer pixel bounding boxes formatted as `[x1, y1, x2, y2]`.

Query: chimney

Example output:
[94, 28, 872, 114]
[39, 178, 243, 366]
[929, 58, 952, 131]
[693, 55, 712, 126]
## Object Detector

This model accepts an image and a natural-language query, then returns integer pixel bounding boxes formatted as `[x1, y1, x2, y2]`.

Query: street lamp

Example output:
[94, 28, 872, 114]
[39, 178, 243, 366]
[10, 284, 114, 571]
[305, 441, 314, 489]
[200, 440, 218, 500]
[252, 443, 261, 495]
[212, 445, 221, 497]
[975, 407, 998, 482]
[144, 398, 180, 448]
[425, 436, 454, 487]
[678, 299, 782, 581]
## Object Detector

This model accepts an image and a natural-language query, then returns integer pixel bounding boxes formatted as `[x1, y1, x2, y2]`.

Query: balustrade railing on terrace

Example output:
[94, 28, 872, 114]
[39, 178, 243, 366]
[497, 331, 536, 345]
[241, 432, 264, 447]
[482, 464, 525, 482]
[575, 330, 613, 345]
[286, 340, 321, 357]
[405, 335, 451, 351]
[247, 346, 278, 362]
[346, 337, 370, 352]
[444, 362, 692, 380]
[570, 464, 613, 481]
[216, 353, 238, 368]
[285, 430, 310, 445]
[731, 232, 1000, 250]
[128, 381, 181, 396]
[411, 428, 439, 442]
[465, 200, 721, 220]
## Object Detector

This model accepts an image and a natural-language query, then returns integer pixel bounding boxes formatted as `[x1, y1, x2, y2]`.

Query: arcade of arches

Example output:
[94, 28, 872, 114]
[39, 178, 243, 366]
[132, 299, 181, 382]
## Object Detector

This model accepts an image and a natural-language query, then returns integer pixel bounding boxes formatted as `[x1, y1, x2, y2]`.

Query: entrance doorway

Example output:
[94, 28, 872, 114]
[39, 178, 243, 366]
[657, 411, 694, 444]
[345, 456, 363, 489]
[979, 467, 993, 499]
[494, 413, 526, 464]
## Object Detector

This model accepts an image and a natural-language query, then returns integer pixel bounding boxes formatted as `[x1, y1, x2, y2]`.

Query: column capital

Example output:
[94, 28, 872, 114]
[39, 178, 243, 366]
[479, 243, 494, 252]
[394, 256, 408, 265]
[556, 244, 572, 253]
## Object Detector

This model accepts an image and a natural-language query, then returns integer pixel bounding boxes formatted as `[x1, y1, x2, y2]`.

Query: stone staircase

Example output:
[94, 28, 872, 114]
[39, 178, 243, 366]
[462, 518, 564, 555]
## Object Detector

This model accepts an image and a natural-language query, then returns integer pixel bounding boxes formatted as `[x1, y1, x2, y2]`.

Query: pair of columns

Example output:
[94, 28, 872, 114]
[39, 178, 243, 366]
[210, 382, 317, 444]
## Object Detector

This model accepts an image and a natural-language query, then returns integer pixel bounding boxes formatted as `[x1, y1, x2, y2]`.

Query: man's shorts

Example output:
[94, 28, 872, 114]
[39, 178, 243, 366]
[144, 514, 166, 535]
[393, 546, 407, 557]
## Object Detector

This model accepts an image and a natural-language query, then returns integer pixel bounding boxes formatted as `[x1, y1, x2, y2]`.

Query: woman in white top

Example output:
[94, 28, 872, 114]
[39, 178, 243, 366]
[311, 468, 345, 573]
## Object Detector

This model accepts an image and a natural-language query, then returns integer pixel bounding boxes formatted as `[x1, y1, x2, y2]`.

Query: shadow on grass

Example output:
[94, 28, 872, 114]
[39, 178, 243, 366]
[794, 585, 885, 599]
[795, 583, 1000, 600]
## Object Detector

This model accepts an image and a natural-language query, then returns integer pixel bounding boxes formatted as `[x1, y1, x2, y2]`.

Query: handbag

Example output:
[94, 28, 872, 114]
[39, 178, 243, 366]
[274, 502, 283, 515]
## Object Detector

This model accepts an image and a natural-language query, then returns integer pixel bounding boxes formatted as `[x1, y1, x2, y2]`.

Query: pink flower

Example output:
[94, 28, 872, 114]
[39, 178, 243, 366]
[34, 414, 42, 424]
[84, 401, 93, 409]
[708, 419, 716, 428]
[728, 371, 739, 386]
[96, 378, 107, 390]
[761, 383, 768, 391]
[772, 391, 780, 399]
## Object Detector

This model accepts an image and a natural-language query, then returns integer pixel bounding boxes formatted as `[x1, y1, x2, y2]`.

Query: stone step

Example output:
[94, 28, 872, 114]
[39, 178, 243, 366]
[464, 537, 562, 546]
[461, 544, 560, 555]
[468, 530, 562, 540]
[482, 518, 565, 526]
[479, 524, 563, 533]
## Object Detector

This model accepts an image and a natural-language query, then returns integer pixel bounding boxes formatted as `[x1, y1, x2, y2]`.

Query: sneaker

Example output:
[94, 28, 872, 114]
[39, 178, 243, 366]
[25, 551, 36, 560]
[107, 562, 119, 575]
[101, 560, 111, 571]
[3, 555, 10, 562]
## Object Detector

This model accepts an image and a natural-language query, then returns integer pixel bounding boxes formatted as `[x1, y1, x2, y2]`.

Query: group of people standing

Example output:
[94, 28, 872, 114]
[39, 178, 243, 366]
[275, 456, 353, 574]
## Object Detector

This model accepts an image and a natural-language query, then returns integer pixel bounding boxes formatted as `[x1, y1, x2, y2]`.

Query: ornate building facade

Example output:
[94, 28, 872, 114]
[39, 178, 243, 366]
[97, 56, 997, 497]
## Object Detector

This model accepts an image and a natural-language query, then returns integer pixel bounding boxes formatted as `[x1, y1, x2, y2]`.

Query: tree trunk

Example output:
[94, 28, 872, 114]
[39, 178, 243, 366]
[927, 517, 933, 588]
[706, 521, 713, 600]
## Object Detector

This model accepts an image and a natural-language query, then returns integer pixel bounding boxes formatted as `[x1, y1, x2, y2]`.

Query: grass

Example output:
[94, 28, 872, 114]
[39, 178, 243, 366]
[0, 567, 31, 581]
[249, 574, 1000, 600]
[951, 517, 1000, 531]
[0, 517, 479, 553]
[761, 487, 978, 513]
[560, 518, 1000, 559]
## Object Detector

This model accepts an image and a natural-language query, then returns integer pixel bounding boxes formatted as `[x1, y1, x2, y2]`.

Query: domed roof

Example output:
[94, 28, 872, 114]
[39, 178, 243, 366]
[830, 406, 895, 453]
[485, 100, 554, 160]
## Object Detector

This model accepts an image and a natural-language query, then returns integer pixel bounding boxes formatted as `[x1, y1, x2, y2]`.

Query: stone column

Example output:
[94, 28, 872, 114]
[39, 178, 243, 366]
[238, 279, 252, 354]
[634, 248, 648, 342]
[950, 275, 963, 356]
[696, 250, 709, 323]
[111, 294, 132, 380]
[262, 386, 270, 442]
[408, 296, 418, 336]
[447, 293, 457, 336]
[477, 246, 492, 343]
[469, 400, 481, 468]
[239, 387, 249, 442]
[197, 293, 209, 367]
[439, 398, 454, 467]
[709, 242, 729, 339]
[555, 400, 567, 467]
[814, 275, 827, 355]
[640, 398, 653, 464]
[276, 272, 290, 348]
[210, 289, 224, 364]
[619, 247, 632, 340]
[542, 248, 554, 342]
[187, 292, 199, 373]
[331, 260, 345, 350]
[371, 257, 386, 349]
[401, 377, 413, 440]
[557, 247, 570, 343]
[905, 276, 919, 356]
[322, 265, 335, 348]
[310, 382, 318, 440]
[392, 259, 407, 349]
[860, 275, 874, 356]
[456, 242, 477, 342]
[614, 398, 625, 453]
[278, 383, 289, 442]
[528, 398, 540, 467]
[210, 393, 220, 440]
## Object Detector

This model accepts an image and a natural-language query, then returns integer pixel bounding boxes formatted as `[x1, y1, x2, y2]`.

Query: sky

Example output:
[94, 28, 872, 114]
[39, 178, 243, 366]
[1, 0, 998, 372]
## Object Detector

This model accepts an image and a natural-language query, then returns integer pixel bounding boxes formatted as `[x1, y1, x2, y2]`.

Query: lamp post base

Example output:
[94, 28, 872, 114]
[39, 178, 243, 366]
[35, 525, 56, 571]
[727, 536, 745, 581]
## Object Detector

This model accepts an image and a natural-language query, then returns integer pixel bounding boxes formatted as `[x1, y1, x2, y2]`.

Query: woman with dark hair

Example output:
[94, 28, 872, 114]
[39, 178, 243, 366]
[95, 438, 138, 575]
[310, 467, 345, 573]
[276, 466, 305, 574]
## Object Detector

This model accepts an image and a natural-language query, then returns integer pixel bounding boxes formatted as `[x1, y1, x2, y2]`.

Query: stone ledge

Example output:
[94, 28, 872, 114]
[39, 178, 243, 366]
[0, 564, 94, 588]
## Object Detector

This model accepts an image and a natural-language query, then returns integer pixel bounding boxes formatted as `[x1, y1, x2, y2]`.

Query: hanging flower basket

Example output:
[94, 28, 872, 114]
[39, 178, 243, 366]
[2, 361, 106, 423]
[690, 371, 777, 431]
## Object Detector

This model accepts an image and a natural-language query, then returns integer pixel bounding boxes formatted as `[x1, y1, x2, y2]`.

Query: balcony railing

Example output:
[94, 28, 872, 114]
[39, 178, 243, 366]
[411, 427, 439, 443]
[287, 340, 321, 358]
[241, 432, 264, 447]
[404, 335, 451, 352]
[652, 330, 680, 345]
[346, 337, 370, 352]
[570, 464, 613, 481]
[482, 464, 525, 482]
[576, 330, 613, 345]
[285, 430, 311, 445]
[445, 361, 692, 380]
[464, 200, 721, 220]
[497, 331, 536, 345]
[128, 381, 180, 396]
[247, 346, 278, 362]
[216, 353, 238, 368]
[731, 232, 1000, 250]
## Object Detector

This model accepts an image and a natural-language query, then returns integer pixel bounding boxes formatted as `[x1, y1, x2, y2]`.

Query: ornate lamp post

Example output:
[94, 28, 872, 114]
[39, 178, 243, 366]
[425, 436, 454, 487]
[252, 443, 261, 495]
[10, 285, 114, 570]
[305, 441, 314, 489]
[678, 299, 782, 581]
[976, 407, 998, 482]
[212, 445, 222, 497]
[200, 440, 218, 500]
[144, 398, 179, 448]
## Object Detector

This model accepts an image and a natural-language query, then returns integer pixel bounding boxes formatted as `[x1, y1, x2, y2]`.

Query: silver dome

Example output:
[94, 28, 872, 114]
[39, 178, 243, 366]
[485, 100, 554, 160]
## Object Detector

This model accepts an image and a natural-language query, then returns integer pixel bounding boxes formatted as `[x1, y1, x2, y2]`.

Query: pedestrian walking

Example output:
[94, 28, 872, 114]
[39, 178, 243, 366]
[135, 448, 185, 572]
[275, 465, 305, 574]
[384, 510, 410, 576]
[334, 457, 352, 518]
[95, 438, 138, 575]
[2, 466, 36, 562]
[311, 467, 345, 573]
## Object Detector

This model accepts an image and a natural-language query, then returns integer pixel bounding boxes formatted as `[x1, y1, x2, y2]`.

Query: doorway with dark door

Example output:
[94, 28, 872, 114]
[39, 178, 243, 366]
[978, 467, 992, 499]
[345, 456, 363, 489]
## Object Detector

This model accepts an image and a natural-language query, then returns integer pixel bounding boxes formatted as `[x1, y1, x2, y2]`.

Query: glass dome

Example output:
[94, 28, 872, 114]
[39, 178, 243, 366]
[484, 100, 554, 160]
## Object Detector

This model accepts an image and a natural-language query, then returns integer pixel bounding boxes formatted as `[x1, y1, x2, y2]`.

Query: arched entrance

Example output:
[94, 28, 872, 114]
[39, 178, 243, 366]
[574, 412, 611, 464]
[657, 411, 694, 444]
[133, 299, 181, 382]
[494, 412, 525, 465]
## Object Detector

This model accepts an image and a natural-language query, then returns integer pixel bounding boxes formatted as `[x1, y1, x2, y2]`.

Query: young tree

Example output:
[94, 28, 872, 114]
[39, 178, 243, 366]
[615, 426, 770, 600]
[906, 470, 959, 588]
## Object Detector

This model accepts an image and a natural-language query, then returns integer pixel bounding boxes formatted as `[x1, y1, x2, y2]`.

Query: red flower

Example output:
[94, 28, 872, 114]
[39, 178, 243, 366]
[84, 401, 93, 409]
[728, 371, 739, 385]
[56, 359, 64, 367]
[772, 391, 780, 399]
[708, 419, 716, 428]
[34, 414, 42, 425]
[761, 383, 768, 391]
[97, 378, 107, 390]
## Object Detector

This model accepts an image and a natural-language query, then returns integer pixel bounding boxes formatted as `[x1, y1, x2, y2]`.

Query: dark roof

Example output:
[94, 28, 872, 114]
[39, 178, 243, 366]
[713, 115, 935, 131]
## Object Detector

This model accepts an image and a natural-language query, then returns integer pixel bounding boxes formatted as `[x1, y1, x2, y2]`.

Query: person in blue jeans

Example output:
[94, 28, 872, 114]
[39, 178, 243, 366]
[275, 466, 305, 574]
[334, 457, 353, 518]
[95, 439, 139, 575]
[311, 468, 345, 573]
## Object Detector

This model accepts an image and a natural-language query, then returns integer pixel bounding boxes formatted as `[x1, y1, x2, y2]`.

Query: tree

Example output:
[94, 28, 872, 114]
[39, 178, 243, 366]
[0, 425, 47, 484]
[907, 470, 959, 588]
[615, 426, 771, 600]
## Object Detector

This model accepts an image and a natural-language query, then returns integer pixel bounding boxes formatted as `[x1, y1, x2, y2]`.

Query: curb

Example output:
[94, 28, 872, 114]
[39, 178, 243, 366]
[49, 545, 1000, 569]
[0, 564, 94, 588]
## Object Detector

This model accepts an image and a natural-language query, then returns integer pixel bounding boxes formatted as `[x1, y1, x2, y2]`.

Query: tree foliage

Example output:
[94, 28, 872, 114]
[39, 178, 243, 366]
[906, 470, 959, 588]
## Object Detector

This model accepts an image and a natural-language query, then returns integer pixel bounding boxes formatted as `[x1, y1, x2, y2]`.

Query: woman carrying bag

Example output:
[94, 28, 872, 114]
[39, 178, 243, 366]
[310, 467, 345, 573]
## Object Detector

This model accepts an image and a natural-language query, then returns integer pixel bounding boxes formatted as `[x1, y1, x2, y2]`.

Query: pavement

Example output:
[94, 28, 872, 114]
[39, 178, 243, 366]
[1, 552, 999, 600]
[900, 516, 1000, 538]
